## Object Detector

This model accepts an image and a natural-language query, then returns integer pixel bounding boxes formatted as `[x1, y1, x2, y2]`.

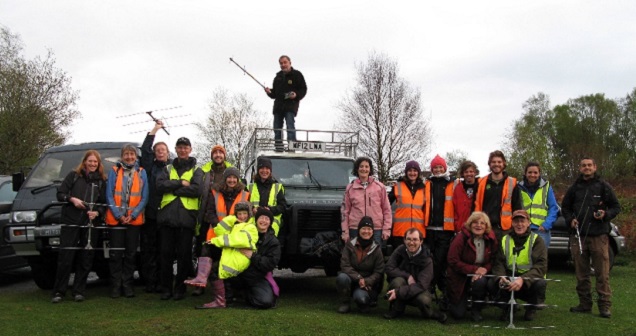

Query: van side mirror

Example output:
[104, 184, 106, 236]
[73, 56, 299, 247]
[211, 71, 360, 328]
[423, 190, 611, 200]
[12, 172, 24, 191]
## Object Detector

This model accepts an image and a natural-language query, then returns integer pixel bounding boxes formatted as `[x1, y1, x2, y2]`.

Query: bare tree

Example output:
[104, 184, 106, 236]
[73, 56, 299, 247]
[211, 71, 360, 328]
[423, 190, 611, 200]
[337, 52, 431, 182]
[444, 149, 469, 174]
[194, 87, 268, 172]
[0, 26, 80, 174]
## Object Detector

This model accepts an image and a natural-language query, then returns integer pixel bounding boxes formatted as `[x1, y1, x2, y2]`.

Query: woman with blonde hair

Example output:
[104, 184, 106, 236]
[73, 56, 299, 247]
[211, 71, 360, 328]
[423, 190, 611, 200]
[446, 211, 498, 321]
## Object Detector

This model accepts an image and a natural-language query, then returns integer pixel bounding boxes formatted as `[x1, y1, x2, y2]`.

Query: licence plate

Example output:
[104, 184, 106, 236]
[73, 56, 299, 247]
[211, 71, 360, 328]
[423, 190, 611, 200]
[291, 141, 324, 151]
[34, 226, 61, 237]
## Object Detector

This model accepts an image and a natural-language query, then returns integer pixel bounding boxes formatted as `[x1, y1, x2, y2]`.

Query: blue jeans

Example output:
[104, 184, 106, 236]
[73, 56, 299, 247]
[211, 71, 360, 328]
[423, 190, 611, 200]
[273, 111, 296, 141]
[531, 229, 551, 248]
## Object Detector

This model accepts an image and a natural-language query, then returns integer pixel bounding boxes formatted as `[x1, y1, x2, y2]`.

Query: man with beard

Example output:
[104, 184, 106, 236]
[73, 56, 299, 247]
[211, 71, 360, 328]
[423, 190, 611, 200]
[194, 145, 233, 296]
[562, 157, 620, 318]
[384, 228, 447, 323]
[474, 150, 522, 239]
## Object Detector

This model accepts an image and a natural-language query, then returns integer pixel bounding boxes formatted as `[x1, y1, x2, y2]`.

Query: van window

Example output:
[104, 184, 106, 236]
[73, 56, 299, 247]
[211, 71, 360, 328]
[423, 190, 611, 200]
[0, 181, 17, 202]
[23, 149, 121, 188]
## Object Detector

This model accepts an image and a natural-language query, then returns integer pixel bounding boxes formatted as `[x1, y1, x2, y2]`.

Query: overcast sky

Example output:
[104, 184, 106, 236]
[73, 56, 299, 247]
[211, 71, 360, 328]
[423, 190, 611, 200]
[2, 0, 635, 173]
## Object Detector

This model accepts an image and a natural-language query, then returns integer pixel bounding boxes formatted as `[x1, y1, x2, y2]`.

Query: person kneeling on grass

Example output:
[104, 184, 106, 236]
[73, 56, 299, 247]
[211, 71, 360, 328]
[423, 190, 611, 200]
[336, 216, 385, 314]
[384, 228, 447, 323]
[227, 207, 281, 309]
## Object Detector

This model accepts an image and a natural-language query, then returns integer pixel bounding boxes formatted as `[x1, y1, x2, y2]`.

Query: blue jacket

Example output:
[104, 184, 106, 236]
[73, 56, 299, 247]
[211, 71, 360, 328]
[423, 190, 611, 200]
[106, 161, 149, 220]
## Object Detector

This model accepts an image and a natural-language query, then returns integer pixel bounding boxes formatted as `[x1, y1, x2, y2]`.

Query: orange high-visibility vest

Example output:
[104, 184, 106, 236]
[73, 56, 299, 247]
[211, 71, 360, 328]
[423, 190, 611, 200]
[206, 189, 250, 240]
[474, 175, 516, 230]
[424, 179, 458, 231]
[105, 166, 144, 226]
[392, 181, 426, 238]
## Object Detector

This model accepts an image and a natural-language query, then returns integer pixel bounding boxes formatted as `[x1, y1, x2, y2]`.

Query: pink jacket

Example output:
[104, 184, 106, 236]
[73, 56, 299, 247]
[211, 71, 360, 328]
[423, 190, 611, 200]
[341, 177, 392, 237]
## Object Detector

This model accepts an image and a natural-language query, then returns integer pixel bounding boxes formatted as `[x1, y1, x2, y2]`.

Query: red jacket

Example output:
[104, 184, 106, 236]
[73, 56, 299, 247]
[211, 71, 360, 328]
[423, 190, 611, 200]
[452, 179, 478, 232]
[446, 226, 498, 304]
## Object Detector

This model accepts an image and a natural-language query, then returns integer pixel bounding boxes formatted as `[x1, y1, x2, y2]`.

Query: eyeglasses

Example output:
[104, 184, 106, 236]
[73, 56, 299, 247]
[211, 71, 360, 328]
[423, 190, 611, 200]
[472, 221, 487, 227]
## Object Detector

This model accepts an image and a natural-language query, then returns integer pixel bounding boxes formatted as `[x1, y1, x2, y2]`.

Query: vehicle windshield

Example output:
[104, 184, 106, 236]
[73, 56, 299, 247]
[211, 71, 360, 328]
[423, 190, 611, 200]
[270, 158, 352, 187]
[23, 149, 122, 188]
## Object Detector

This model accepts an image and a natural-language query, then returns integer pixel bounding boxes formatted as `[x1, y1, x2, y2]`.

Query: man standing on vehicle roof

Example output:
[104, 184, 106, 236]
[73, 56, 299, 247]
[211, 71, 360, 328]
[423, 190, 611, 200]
[474, 150, 522, 239]
[248, 157, 287, 236]
[194, 144, 233, 296]
[139, 120, 170, 293]
[561, 157, 620, 319]
[265, 55, 307, 150]
[156, 137, 203, 301]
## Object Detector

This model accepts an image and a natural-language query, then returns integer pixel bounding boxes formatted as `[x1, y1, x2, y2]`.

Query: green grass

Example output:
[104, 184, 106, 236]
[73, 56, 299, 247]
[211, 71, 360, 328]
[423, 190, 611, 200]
[1, 261, 636, 336]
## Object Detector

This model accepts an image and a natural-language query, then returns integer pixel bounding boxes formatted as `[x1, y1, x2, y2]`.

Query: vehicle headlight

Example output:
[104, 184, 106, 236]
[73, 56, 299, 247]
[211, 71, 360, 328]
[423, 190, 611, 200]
[11, 211, 38, 223]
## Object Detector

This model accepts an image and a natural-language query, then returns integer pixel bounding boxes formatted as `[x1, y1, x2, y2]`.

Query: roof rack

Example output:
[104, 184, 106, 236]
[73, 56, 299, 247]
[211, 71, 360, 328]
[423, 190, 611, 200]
[242, 128, 359, 165]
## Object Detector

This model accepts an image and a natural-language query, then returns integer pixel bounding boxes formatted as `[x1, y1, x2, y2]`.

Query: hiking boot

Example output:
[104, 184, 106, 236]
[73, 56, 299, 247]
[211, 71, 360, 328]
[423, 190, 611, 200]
[433, 311, 448, 324]
[123, 286, 135, 298]
[74, 294, 85, 302]
[358, 304, 370, 314]
[524, 309, 537, 321]
[160, 292, 172, 300]
[337, 303, 350, 314]
[51, 293, 63, 304]
[110, 287, 121, 299]
[599, 308, 611, 318]
[173, 292, 185, 301]
[383, 310, 403, 319]
[470, 310, 484, 322]
[570, 305, 592, 313]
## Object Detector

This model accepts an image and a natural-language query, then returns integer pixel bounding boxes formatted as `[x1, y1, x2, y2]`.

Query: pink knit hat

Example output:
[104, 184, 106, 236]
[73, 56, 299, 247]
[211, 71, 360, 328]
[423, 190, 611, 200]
[430, 154, 447, 172]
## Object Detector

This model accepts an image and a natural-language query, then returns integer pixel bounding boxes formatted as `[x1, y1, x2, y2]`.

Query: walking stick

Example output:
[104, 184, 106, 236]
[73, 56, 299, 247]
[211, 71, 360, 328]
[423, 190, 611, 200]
[229, 57, 267, 89]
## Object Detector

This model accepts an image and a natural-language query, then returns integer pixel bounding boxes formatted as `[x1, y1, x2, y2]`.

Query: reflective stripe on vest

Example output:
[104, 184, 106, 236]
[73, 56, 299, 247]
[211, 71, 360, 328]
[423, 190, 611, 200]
[423, 179, 457, 231]
[248, 182, 283, 236]
[105, 166, 144, 226]
[503, 232, 537, 273]
[160, 165, 199, 210]
[475, 175, 516, 230]
[521, 182, 550, 227]
[392, 181, 425, 237]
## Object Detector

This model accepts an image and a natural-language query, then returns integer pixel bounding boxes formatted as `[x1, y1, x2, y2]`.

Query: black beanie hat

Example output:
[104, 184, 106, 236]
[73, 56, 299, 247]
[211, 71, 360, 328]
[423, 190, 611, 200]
[255, 207, 274, 226]
[358, 216, 374, 230]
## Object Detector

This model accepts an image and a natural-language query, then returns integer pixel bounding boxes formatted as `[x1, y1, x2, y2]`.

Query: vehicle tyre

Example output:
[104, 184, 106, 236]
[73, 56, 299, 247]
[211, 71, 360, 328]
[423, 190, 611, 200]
[324, 262, 340, 277]
[28, 255, 57, 290]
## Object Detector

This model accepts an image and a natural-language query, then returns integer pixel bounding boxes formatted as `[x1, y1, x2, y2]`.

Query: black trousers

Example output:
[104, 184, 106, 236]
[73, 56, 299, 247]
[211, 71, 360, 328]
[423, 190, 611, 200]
[109, 225, 140, 289]
[53, 226, 95, 296]
[424, 229, 454, 293]
[159, 226, 194, 295]
[230, 276, 277, 309]
[488, 277, 547, 311]
[388, 277, 434, 317]
[140, 218, 160, 288]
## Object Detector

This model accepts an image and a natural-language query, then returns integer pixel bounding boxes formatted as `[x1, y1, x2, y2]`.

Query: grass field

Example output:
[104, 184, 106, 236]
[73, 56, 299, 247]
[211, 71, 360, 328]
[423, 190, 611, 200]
[0, 257, 635, 336]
